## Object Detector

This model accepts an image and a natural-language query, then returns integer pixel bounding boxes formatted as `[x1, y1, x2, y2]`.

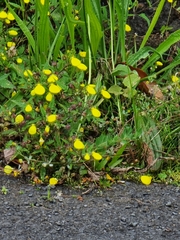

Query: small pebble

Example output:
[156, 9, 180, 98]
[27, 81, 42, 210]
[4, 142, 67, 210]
[166, 201, 172, 207]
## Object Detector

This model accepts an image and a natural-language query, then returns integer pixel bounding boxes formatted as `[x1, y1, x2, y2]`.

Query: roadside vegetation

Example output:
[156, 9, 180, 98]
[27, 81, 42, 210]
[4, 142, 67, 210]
[0, 0, 180, 187]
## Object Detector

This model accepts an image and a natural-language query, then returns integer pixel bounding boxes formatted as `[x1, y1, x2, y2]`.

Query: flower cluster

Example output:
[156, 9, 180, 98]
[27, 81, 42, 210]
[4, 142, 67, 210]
[73, 139, 102, 161]
[71, 56, 87, 71]
[0, 10, 15, 24]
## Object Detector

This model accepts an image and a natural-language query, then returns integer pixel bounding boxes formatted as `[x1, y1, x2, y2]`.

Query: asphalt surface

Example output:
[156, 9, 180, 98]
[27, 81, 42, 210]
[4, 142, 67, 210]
[0, 172, 180, 240]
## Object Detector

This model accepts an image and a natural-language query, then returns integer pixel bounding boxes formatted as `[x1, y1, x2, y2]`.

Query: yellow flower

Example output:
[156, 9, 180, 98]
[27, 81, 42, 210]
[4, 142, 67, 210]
[5, 19, 11, 24]
[74, 16, 79, 20]
[8, 30, 18, 36]
[7, 42, 16, 48]
[46, 92, 53, 102]
[156, 61, 163, 66]
[34, 84, 46, 95]
[101, 89, 111, 99]
[106, 173, 113, 181]
[167, 0, 173, 3]
[125, 24, 131, 32]
[79, 51, 86, 58]
[25, 104, 33, 112]
[91, 107, 101, 118]
[7, 12, 15, 21]
[24, 0, 30, 3]
[79, 127, 84, 133]
[86, 85, 96, 95]
[16, 58, 23, 64]
[71, 57, 81, 67]
[140, 175, 152, 185]
[11, 91, 16, 97]
[92, 151, 102, 160]
[74, 139, 85, 150]
[49, 83, 62, 94]
[47, 114, 57, 123]
[31, 89, 36, 96]
[49, 177, 58, 185]
[172, 75, 179, 82]
[28, 124, 37, 135]
[47, 73, 58, 83]
[4, 165, 14, 175]
[24, 69, 33, 77]
[77, 63, 88, 71]
[45, 125, 50, 133]
[84, 153, 90, 160]
[43, 69, 52, 75]
[15, 114, 24, 124]
[13, 170, 19, 177]
[0, 11, 7, 19]
[39, 137, 44, 146]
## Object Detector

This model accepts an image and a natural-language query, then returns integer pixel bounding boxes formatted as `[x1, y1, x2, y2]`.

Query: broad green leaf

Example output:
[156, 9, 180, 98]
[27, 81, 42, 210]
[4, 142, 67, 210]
[112, 64, 131, 76]
[108, 85, 123, 96]
[123, 73, 140, 88]
[123, 88, 137, 98]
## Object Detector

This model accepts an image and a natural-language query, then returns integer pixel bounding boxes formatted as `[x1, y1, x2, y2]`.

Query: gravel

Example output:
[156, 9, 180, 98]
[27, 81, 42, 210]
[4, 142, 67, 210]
[0, 172, 180, 240]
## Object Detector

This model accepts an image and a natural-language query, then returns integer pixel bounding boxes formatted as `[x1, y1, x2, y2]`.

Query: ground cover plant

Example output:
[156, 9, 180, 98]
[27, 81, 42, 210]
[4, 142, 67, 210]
[0, 0, 180, 187]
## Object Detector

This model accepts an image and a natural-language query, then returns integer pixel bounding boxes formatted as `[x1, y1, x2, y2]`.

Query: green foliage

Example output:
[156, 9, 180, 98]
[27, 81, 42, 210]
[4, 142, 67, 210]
[0, 0, 179, 186]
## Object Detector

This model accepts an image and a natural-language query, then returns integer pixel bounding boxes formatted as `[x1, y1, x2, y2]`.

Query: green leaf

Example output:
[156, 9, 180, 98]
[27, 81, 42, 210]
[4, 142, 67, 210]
[123, 88, 137, 98]
[142, 29, 180, 71]
[108, 144, 127, 168]
[0, 75, 14, 89]
[123, 73, 140, 88]
[84, 0, 103, 57]
[141, 116, 163, 171]
[112, 64, 131, 76]
[95, 158, 107, 171]
[127, 46, 156, 66]
[108, 85, 123, 96]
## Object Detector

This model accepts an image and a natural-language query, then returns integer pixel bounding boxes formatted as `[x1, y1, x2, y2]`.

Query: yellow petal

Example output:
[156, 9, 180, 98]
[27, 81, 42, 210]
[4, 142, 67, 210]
[140, 176, 152, 185]
[74, 139, 85, 150]
[4, 165, 14, 175]
[49, 177, 58, 185]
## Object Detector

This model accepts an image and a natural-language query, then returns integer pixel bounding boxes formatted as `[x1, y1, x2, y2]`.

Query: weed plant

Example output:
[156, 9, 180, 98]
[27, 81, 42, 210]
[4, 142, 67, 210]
[0, 0, 180, 186]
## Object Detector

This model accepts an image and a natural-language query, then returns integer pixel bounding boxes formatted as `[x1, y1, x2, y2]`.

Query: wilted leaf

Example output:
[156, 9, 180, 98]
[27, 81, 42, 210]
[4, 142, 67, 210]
[111, 166, 134, 173]
[143, 142, 155, 167]
[88, 170, 104, 182]
[21, 161, 29, 173]
[3, 147, 16, 163]
[138, 81, 164, 100]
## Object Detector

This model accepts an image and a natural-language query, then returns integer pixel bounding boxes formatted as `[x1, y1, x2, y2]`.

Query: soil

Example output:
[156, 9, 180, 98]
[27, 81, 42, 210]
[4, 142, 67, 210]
[1, 1, 180, 240]
[0, 172, 180, 240]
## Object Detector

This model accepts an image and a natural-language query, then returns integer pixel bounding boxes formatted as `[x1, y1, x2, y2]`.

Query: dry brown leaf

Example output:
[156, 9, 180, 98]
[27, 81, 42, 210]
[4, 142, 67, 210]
[143, 142, 154, 167]
[88, 170, 103, 182]
[3, 147, 16, 163]
[111, 166, 134, 173]
[77, 195, 83, 201]
[21, 161, 29, 173]
[138, 81, 164, 100]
